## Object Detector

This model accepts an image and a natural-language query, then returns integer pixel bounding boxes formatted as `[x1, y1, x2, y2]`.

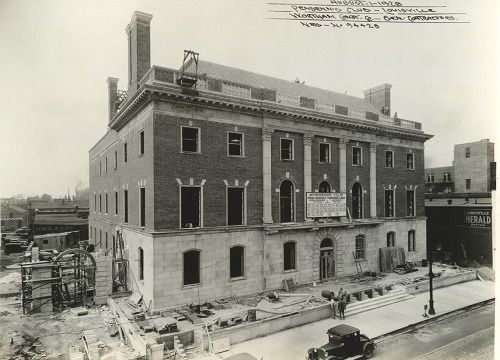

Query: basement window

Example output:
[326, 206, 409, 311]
[281, 138, 294, 160]
[181, 126, 200, 153]
[230, 246, 244, 278]
[227, 187, 244, 226]
[355, 235, 366, 260]
[181, 186, 201, 228]
[319, 143, 330, 163]
[138, 247, 144, 281]
[283, 241, 296, 271]
[183, 250, 200, 285]
[387, 232, 395, 247]
[408, 230, 416, 252]
[228, 132, 244, 157]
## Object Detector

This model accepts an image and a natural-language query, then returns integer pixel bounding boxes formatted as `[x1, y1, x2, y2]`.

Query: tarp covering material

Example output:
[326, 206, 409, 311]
[379, 247, 406, 272]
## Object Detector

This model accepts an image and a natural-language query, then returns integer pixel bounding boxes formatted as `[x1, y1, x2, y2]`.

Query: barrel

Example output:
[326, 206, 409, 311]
[321, 290, 333, 300]
[247, 309, 257, 322]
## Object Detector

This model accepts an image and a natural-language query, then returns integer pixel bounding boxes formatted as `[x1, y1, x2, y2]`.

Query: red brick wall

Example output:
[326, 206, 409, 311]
[271, 130, 304, 222]
[311, 137, 340, 192]
[153, 113, 263, 229]
[376, 145, 425, 217]
[346, 140, 371, 218]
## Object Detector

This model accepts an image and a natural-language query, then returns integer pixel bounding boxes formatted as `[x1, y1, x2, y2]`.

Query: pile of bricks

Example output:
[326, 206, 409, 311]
[94, 254, 113, 305]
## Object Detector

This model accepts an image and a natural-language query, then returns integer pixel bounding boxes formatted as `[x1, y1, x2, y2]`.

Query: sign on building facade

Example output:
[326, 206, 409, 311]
[464, 209, 492, 228]
[306, 192, 346, 218]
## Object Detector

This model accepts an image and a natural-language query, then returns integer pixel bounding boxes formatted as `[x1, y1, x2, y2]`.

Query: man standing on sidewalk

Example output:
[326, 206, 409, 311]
[330, 295, 338, 319]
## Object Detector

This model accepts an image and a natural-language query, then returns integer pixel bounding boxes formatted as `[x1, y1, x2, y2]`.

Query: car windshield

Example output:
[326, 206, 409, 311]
[329, 334, 343, 343]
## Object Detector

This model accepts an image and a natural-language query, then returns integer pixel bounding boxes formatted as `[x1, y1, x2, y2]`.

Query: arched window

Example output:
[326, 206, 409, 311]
[355, 235, 365, 260]
[230, 246, 244, 278]
[280, 180, 295, 223]
[284, 241, 296, 271]
[318, 181, 331, 193]
[138, 247, 144, 281]
[408, 230, 416, 252]
[352, 182, 363, 219]
[387, 232, 395, 247]
[183, 250, 200, 285]
[320, 238, 333, 248]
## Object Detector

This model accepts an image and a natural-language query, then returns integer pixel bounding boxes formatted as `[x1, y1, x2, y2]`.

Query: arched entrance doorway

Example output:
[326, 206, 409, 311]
[320, 238, 335, 280]
[352, 182, 363, 219]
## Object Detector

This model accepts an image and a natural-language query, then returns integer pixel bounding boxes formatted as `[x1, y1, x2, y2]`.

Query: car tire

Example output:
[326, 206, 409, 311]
[363, 344, 375, 359]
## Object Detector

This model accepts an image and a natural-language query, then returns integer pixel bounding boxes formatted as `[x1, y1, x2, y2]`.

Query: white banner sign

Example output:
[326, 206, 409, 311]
[306, 192, 346, 218]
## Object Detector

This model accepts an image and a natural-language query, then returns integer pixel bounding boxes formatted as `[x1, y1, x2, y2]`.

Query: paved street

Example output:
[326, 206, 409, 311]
[220, 280, 494, 360]
[376, 302, 494, 360]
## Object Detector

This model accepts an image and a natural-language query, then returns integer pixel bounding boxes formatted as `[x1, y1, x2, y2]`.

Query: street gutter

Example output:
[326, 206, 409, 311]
[372, 298, 495, 344]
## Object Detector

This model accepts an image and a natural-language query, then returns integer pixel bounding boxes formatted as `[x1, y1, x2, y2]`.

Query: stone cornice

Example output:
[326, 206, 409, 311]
[109, 84, 433, 142]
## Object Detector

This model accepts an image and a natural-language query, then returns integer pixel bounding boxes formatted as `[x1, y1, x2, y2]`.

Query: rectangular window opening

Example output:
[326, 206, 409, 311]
[115, 191, 118, 215]
[408, 231, 416, 252]
[319, 143, 330, 163]
[183, 251, 200, 285]
[407, 153, 415, 170]
[181, 187, 201, 228]
[227, 187, 244, 226]
[230, 247, 244, 278]
[139, 130, 145, 156]
[182, 127, 200, 153]
[406, 190, 415, 216]
[124, 143, 128, 163]
[284, 242, 296, 271]
[385, 151, 394, 168]
[228, 132, 243, 156]
[114, 150, 118, 169]
[355, 236, 365, 260]
[352, 147, 362, 165]
[105, 193, 108, 214]
[280, 138, 294, 160]
[465, 179, 471, 190]
[124, 190, 129, 223]
[140, 187, 145, 227]
[465, 147, 470, 158]
[385, 189, 395, 217]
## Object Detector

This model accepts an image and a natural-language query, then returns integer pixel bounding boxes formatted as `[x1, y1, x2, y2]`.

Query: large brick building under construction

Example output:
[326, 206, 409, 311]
[89, 11, 433, 310]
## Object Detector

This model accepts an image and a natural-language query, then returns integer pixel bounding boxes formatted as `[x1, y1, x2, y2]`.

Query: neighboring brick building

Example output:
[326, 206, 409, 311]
[425, 139, 495, 194]
[89, 12, 433, 310]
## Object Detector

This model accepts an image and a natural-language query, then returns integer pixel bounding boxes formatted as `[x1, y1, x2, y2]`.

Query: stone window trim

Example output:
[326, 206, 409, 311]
[180, 125, 201, 154]
[352, 146, 363, 166]
[178, 183, 204, 229]
[280, 138, 295, 161]
[227, 131, 245, 158]
[283, 240, 297, 272]
[278, 179, 297, 223]
[385, 150, 394, 168]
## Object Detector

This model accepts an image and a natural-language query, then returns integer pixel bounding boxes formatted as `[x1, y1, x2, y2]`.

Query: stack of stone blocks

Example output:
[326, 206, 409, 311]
[94, 254, 113, 305]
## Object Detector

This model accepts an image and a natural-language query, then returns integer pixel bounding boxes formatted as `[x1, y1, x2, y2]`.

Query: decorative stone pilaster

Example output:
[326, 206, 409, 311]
[303, 133, 314, 221]
[262, 127, 274, 224]
[339, 138, 347, 193]
[370, 143, 377, 217]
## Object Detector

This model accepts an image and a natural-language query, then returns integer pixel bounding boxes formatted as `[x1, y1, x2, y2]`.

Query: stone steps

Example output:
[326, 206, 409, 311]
[345, 289, 414, 316]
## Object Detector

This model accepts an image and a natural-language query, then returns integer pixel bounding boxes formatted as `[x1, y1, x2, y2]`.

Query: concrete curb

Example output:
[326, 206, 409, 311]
[372, 297, 495, 343]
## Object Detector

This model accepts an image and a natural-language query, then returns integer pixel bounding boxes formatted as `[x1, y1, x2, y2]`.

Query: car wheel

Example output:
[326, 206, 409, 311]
[363, 344, 374, 359]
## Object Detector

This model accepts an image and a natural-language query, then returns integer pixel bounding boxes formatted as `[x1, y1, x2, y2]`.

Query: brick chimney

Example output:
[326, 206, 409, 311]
[363, 83, 392, 116]
[107, 77, 119, 123]
[125, 11, 153, 94]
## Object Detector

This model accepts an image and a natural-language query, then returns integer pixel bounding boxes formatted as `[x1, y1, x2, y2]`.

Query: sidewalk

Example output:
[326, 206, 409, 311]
[208, 280, 494, 360]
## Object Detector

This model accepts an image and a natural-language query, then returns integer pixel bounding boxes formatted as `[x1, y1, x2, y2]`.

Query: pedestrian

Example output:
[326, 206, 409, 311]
[330, 294, 338, 319]
[337, 288, 348, 320]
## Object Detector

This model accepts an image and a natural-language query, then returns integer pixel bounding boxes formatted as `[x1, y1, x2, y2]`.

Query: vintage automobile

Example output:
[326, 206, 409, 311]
[307, 324, 376, 360]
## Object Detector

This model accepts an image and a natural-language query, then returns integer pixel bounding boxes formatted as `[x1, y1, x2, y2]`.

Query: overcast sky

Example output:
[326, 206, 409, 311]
[0, 0, 497, 198]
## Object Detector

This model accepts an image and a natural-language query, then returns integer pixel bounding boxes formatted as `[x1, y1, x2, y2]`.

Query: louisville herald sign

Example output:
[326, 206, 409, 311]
[464, 209, 492, 228]
[306, 192, 346, 218]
